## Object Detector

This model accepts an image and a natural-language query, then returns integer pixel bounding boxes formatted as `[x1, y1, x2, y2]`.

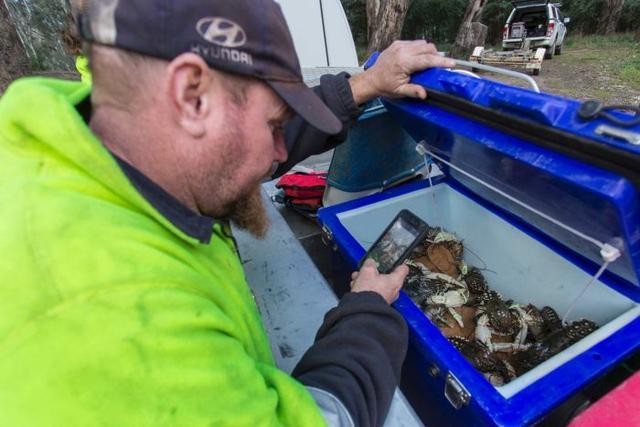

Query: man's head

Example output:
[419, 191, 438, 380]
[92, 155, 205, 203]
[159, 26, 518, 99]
[77, 0, 341, 133]
[79, 0, 339, 237]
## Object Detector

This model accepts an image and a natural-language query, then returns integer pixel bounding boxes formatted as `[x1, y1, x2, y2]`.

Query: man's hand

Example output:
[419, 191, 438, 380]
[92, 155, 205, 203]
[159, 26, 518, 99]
[350, 259, 409, 305]
[349, 40, 456, 106]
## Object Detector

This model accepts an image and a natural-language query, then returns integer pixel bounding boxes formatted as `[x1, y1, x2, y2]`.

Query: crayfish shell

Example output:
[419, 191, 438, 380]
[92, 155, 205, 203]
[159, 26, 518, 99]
[541, 306, 563, 335]
[439, 306, 477, 339]
[404, 223, 600, 386]
[414, 242, 461, 278]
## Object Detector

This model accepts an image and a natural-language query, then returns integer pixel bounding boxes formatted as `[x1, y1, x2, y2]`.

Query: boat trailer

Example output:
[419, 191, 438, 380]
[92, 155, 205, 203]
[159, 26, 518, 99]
[469, 40, 547, 76]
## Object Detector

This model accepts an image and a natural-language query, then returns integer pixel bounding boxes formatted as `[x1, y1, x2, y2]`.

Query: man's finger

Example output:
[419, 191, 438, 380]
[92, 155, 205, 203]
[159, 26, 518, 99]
[391, 264, 410, 282]
[408, 54, 456, 73]
[395, 83, 428, 100]
[362, 258, 378, 270]
[351, 271, 359, 280]
[405, 53, 455, 73]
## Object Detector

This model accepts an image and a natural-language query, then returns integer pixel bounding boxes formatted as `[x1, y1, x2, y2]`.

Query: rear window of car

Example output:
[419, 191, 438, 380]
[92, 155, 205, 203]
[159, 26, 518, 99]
[512, 8, 548, 25]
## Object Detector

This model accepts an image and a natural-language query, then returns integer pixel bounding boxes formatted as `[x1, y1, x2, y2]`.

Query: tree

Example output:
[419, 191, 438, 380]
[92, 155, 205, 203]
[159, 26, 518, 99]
[450, 0, 489, 58]
[482, 0, 512, 45]
[618, 0, 640, 33]
[0, 1, 30, 92]
[342, 0, 368, 50]
[366, 0, 413, 54]
[459, 0, 489, 25]
[402, 0, 467, 43]
[598, 0, 625, 35]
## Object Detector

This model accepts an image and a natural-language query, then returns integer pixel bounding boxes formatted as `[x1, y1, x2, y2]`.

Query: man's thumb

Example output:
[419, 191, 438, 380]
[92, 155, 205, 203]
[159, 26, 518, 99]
[396, 84, 427, 100]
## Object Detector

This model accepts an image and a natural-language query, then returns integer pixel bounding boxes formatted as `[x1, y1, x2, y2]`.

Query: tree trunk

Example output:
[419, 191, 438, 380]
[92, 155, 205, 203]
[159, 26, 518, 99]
[460, 0, 488, 25]
[366, 0, 412, 55]
[449, 0, 489, 59]
[450, 22, 488, 59]
[0, 1, 31, 93]
[598, 0, 625, 35]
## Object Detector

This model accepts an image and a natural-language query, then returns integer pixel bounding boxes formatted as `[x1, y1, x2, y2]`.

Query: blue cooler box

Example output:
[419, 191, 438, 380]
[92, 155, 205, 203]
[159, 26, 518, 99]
[318, 67, 640, 426]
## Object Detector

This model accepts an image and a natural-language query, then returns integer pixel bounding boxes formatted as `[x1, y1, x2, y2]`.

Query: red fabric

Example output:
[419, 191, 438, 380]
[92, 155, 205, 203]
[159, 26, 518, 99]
[276, 172, 327, 199]
[289, 198, 323, 210]
[568, 371, 640, 427]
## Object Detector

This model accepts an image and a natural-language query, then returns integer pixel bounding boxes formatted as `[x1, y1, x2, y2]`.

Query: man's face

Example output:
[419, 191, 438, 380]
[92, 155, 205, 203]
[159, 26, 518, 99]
[225, 82, 290, 197]
[195, 79, 291, 237]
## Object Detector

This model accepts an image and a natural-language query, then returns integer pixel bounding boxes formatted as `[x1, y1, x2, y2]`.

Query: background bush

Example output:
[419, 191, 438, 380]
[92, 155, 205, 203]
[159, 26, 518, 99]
[342, 0, 640, 53]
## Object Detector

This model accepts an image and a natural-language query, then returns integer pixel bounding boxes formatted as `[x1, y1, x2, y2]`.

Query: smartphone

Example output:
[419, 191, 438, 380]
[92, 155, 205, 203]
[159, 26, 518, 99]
[360, 209, 430, 274]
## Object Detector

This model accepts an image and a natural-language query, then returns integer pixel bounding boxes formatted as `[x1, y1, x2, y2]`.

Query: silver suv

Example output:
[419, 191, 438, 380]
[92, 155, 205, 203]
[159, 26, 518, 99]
[502, 1, 570, 59]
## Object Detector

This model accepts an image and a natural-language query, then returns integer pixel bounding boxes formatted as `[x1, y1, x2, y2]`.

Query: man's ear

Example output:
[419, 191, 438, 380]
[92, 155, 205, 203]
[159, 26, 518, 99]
[167, 53, 213, 138]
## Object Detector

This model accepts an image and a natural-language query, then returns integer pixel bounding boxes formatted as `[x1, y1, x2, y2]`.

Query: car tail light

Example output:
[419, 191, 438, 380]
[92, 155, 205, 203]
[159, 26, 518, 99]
[547, 21, 555, 37]
[503, 24, 509, 40]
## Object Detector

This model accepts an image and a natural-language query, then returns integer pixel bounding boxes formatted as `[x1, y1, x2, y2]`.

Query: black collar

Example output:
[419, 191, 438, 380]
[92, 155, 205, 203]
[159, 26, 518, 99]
[114, 156, 217, 244]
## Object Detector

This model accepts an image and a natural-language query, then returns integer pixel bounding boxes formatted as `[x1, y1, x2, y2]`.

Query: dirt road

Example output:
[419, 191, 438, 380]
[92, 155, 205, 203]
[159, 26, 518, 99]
[478, 41, 640, 107]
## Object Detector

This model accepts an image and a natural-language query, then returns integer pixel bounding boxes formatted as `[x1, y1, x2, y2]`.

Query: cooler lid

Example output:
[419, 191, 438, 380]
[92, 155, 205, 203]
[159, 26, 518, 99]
[379, 66, 640, 289]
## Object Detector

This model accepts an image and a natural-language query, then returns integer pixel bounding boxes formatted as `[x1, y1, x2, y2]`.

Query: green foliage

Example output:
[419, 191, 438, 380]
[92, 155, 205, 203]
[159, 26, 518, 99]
[560, 0, 640, 35]
[621, 57, 640, 89]
[340, 0, 640, 55]
[565, 32, 638, 48]
[560, 0, 605, 35]
[482, 0, 513, 46]
[342, 0, 516, 49]
[341, 0, 367, 49]
[401, 0, 466, 43]
[618, 0, 640, 33]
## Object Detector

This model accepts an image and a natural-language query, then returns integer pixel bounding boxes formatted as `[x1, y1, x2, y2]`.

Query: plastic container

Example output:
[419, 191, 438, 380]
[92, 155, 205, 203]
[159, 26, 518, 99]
[318, 66, 640, 426]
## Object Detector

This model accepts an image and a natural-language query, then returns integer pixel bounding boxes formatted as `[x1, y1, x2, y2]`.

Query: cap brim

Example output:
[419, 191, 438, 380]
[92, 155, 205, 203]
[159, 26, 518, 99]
[267, 80, 343, 135]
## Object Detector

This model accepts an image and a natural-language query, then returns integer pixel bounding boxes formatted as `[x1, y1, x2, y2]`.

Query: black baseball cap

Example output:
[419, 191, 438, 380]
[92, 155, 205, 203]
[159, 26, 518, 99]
[77, 0, 342, 135]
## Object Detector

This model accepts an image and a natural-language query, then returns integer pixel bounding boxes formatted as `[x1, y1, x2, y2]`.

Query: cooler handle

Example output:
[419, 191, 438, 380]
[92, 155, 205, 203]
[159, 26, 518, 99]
[453, 59, 540, 93]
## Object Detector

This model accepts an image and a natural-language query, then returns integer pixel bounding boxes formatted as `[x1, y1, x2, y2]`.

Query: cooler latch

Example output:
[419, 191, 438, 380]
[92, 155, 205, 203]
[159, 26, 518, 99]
[444, 372, 471, 410]
[321, 225, 338, 251]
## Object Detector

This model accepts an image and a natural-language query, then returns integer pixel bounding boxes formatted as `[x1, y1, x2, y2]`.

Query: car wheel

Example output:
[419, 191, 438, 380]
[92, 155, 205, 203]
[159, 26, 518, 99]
[545, 43, 555, 60]
[555, 43, 562, 55]
[533, 68, 540, 76]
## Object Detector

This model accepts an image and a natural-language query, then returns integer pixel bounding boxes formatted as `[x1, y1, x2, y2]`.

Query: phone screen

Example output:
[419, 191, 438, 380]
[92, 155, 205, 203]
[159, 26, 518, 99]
[367, 216, 421, 273]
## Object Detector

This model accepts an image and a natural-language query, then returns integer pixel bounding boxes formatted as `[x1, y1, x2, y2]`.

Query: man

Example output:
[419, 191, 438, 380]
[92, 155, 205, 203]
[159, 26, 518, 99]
[0, 1, 454, 426]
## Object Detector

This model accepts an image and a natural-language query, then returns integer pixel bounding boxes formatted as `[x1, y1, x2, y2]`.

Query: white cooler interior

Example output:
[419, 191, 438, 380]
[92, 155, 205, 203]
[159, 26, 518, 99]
[337, 183, 640, 398]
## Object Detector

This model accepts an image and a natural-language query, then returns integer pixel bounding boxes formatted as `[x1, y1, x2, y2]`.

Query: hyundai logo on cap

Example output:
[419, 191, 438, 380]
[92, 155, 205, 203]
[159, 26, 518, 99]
[196, 17, 247, 48]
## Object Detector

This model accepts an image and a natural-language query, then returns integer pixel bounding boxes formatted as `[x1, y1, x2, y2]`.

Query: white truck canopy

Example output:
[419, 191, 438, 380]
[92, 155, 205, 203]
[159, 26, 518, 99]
[276, 0, 359, 68]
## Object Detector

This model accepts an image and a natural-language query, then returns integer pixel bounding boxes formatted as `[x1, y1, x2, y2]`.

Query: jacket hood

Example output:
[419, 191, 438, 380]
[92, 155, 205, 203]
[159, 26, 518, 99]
[0, 77, 201, 245]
